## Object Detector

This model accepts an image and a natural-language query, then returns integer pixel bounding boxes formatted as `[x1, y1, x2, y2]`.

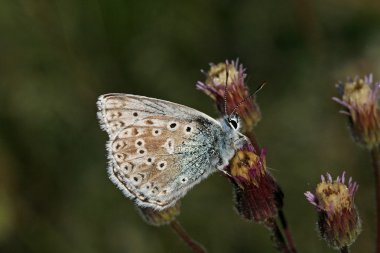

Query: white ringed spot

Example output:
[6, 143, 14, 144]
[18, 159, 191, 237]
[152, 128, 162, 136]
[183, 124, 193, 134]
[157, 160, 167, 170]
[136, 148, 147, 155]
[135, 138, 145, 147]
[131, 174, 143, 185]
[167, 121, 179, 131]
[179, 176, 188, 184]
[142, 182, 153, 190]
[145, 157, 155, 165]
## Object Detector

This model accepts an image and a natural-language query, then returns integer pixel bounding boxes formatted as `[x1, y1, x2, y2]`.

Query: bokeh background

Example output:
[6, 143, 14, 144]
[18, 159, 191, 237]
[1, 0, 380, 252]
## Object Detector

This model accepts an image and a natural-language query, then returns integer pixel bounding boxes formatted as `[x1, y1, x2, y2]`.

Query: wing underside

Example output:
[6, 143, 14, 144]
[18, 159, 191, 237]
[97, 94, 221, 210]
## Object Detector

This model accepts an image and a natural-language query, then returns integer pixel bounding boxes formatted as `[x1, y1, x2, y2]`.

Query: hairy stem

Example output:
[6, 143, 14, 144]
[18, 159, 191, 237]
[371, 146, 380, 253]
[170, 220, 207, 253]
[265, 219, 291, 253]
[278, 210, 297, 253]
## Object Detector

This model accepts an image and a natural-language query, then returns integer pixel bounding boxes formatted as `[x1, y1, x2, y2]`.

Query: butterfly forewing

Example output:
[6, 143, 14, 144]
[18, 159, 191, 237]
[97, 94, 224, 210]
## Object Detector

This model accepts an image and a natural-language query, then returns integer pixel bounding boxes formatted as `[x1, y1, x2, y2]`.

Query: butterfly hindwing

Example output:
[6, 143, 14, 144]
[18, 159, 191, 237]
[98, 94, 225, 209]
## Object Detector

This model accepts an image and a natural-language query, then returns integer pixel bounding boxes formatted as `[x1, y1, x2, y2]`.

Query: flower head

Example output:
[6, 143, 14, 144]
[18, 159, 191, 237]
[333, 74, 380, 149]
[228, 145, 283, 223]
[305, 172, 361, 249]
[196, 59, 261, 132]
[137, 201, 181, 226]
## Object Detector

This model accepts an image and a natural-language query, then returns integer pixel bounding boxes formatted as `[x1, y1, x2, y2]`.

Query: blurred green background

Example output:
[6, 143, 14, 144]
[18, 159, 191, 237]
[1, 0, 380, 252]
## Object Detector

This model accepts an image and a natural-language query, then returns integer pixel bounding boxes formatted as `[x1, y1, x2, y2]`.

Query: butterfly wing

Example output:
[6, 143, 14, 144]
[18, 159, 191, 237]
[97, 94, 226, 210]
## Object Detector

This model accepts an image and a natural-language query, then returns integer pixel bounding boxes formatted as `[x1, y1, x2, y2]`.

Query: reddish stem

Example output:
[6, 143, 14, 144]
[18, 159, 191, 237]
[265, 219, 291, 253]
[279, 210, 297, 253]
[170, 220, 207, 253]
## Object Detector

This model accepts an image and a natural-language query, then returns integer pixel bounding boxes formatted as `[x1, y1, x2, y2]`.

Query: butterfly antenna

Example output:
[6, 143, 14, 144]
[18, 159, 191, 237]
[229, 82, 266, 117]
[224, 64, 229, 117]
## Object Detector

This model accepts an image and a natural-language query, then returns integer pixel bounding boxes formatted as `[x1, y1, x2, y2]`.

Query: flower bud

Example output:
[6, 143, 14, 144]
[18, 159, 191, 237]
[305, 172, 361, 249]
[333, 74, 380, 149]
[196, 59, 261, 132]
[228, 145, 283, 223]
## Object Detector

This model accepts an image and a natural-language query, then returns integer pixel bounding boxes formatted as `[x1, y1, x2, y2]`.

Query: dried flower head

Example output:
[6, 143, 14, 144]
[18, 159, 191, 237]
[228, 145, 283, 223]
[196, 59, 261, 132]
[333, 74, 380, 149]
[138, 201, 181, 226]
[305, 172, 361, 250]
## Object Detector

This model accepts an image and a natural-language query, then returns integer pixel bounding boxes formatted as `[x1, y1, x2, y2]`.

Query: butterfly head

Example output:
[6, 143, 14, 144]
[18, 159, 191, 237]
[221, 114, 247, 148]
[226, 114, 240, 131]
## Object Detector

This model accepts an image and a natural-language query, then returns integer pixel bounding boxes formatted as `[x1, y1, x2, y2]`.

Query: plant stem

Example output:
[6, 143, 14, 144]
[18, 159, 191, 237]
[278, 210, 297, 253]
[265, 219, 291, 253]
[371, 146, 380, 253]
[340, 246, 349, 253]
[170, 219, 207, 253]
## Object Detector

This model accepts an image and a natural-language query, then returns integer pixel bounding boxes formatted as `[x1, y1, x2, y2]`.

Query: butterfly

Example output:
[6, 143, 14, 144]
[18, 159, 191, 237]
[97, 93, 248, 210]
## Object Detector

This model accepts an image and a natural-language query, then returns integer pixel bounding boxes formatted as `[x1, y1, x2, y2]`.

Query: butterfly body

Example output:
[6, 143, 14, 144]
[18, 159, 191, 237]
[97, 94, 246, 210]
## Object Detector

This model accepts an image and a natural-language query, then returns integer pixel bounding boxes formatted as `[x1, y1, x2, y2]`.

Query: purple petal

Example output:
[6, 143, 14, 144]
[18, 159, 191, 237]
[327, 173, 332, 182]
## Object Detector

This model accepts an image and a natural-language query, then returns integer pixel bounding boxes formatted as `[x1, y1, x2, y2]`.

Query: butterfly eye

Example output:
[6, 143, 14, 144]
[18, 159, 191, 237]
[229, 118, 238, 130]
